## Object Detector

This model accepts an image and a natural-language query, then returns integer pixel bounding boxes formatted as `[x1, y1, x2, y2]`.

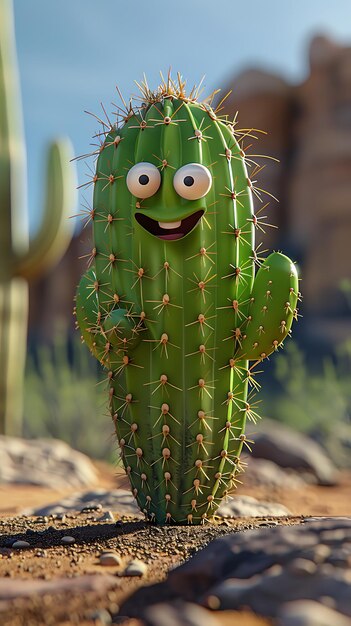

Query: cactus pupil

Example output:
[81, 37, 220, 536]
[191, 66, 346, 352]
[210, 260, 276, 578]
[184, 175, 194, 187]
[139, 174, 149, 185]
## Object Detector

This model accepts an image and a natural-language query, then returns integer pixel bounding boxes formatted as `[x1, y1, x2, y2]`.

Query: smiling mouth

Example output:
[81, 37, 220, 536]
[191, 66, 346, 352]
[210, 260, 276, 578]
[135, 210, 204, 240]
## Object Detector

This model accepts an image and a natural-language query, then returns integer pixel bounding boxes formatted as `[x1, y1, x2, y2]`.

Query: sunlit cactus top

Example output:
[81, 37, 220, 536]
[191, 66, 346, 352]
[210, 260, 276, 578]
[75, 72, 300, 524]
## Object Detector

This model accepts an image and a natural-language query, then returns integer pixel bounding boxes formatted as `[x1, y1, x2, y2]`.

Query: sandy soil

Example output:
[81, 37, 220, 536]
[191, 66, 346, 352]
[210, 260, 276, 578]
[1, 462, 351, 626]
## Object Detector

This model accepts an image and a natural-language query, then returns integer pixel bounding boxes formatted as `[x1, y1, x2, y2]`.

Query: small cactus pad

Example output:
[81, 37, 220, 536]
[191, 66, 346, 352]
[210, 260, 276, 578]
[75, 74, 300, 524]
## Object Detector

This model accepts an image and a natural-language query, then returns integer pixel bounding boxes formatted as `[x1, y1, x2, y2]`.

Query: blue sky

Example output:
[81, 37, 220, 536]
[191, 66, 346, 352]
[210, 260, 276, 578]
[12, 0, 351, 232]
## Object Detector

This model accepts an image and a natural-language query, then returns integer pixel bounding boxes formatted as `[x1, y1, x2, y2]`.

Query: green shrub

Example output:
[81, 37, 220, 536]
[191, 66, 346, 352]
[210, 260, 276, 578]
[24, 324, 117, 462]
[265, 341, 351, 467]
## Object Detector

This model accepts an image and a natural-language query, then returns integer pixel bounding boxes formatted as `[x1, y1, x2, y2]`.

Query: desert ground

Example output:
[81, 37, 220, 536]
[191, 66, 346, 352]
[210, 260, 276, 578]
[1, 458, 351, 626]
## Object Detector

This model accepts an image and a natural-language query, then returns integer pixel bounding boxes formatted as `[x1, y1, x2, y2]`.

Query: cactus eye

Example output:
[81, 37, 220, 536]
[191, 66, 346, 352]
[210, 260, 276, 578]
[173, 164, 212, 200]
[126, 162, 161, 198]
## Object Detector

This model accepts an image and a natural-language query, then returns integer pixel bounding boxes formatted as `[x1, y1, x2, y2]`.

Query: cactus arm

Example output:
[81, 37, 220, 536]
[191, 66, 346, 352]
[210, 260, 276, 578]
[235, 252, 299, 361]
[75, 268, 141, 363]
[14, 139, 76, 280]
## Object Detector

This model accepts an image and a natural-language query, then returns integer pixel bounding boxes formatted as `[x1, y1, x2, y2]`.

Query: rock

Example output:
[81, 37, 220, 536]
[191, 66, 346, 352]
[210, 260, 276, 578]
[22, 488, 141, 518]
[203, 569, 351, 615]
[223, 37, 351, 348]
[11, 540, 30, 549]
[318, 421, 351, 470]
[0, 574, 118, 600]
[158, 518, 351, 618]
[0, 436, 98, 489]
[217, 495, 291, 518]
[247, 419, 339, 485]
[61, 536, 75, 545]
[277, 600, 351, 626]
[243, 457, 305, 489]
[123, 559, 147, 577]
[143, 601, 221, 626]
[99, 552, 121, 566]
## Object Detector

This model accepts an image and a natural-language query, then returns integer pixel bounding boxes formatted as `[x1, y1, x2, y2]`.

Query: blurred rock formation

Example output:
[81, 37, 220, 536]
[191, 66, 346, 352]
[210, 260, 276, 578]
[29, 35, 351, 350]
[224, 34, 351, 349]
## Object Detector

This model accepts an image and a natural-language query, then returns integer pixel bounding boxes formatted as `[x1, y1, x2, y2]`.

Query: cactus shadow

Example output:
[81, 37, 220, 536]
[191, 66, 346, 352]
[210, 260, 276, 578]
[0, 520, 149, 550]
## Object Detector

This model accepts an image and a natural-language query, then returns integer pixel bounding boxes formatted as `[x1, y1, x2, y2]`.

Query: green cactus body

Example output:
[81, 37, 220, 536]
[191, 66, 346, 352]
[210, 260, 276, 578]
[76, 78, 299, 524]
[0, 0, 76, 434]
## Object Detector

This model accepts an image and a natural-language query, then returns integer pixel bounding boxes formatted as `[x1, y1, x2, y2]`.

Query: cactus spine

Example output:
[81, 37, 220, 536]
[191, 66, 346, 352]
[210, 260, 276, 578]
[0, 0, 76, 435]
[76, 75, 299, 524]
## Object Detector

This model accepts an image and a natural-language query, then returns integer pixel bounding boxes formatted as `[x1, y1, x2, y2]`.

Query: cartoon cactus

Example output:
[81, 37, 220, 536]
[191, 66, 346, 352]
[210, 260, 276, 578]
[0, 0, 76, 435]
[75, 75, 300, 524]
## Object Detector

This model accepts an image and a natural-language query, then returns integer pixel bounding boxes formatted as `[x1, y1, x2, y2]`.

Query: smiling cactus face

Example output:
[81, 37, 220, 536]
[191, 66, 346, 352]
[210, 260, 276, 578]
[75, 76, 300, 524]
[131, 160, 210, 240]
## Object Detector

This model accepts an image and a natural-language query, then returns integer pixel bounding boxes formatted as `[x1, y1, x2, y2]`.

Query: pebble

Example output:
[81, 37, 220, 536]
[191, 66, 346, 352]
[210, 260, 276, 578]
[288, 558, 318, 576]
[312, 544, 331, 563]
[35, 549, 47, 558]
[34, 516, 49, 524]
[99, 552, 121, 566]
[123, 559, 147, 576]
[81, 504, 103, 514]
[95, 511, 115, 522]
[320, 596, 337, 609]
[11, 541, 30, 549]
[321, 529, 346, 544]
[86, 609, 112, 625]
[61, 536, 76, 545]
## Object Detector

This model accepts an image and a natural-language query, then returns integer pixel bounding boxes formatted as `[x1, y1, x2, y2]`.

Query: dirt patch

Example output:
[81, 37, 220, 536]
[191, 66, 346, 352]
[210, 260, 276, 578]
[0, 462, 351, 626]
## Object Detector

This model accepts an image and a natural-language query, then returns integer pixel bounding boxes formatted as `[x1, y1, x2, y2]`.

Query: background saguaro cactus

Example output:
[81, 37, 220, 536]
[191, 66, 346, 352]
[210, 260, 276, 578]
[76, 75, 299, 524]
[0, 0, 76, 435]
